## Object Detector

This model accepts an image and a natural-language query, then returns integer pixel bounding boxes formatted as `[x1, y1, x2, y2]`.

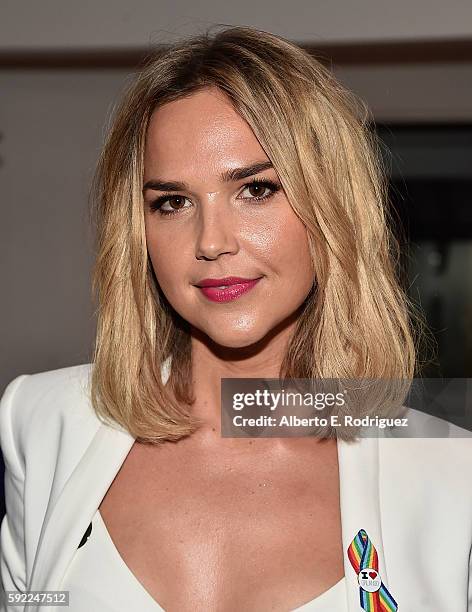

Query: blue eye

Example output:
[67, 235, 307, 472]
[148, 177, 281, 216]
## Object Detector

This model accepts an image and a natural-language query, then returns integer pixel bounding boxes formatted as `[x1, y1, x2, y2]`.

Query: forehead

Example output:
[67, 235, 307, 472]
[144, 88, 268, 179]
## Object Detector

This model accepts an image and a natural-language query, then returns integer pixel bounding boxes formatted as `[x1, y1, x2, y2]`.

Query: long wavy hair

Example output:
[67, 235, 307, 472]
[89, 25, 427, 444]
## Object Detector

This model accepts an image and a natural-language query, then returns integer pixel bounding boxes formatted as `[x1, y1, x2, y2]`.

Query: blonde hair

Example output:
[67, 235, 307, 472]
[89, 25, 427, 443]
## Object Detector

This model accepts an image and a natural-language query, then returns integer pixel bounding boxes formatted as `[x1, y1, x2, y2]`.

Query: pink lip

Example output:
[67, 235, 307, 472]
[197, 278, 262, 302]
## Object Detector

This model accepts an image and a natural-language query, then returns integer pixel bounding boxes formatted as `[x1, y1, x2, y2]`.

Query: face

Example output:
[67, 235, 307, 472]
[143, 86, 314, 349]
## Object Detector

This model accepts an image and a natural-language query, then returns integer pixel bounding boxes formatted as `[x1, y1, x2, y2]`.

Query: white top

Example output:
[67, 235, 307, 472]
[60, 509, 348, 611]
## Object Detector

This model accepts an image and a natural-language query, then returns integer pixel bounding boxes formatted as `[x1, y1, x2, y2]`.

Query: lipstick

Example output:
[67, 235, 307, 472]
[195, 276, 262, 303]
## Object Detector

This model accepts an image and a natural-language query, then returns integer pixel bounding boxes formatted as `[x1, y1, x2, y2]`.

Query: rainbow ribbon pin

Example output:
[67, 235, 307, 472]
[347, 529, 398, 611]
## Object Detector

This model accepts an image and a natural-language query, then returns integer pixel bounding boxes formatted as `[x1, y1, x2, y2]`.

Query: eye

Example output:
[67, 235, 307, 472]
[148, 194, 191, 216]
[238, 178, 281, 202]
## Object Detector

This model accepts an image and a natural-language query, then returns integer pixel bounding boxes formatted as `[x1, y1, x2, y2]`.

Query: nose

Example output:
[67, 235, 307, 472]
[195, 198, 239, 261]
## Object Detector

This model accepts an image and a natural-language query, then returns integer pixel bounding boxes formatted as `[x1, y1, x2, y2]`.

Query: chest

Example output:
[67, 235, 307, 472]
[98, 439, 344, 611]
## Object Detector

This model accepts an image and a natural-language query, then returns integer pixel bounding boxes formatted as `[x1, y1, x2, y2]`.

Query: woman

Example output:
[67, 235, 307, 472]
[1, 25, 472, 612]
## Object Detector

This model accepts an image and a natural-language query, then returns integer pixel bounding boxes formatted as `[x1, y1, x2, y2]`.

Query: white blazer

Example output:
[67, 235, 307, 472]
[1, 361, 472, 612]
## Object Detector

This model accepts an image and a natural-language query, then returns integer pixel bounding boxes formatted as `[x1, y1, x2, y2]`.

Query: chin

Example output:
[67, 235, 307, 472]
[214, 335, 262, 349]
[200, 321, 270, 350]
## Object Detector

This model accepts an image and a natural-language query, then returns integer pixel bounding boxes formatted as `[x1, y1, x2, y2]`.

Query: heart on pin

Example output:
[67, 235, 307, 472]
[369, 571, 377, 579]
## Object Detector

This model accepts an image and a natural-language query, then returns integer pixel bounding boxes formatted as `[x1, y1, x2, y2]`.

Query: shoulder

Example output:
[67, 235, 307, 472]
[0, 364, 105, 593]
[379, 406, 472, 496]
[0, 363, 101, 475]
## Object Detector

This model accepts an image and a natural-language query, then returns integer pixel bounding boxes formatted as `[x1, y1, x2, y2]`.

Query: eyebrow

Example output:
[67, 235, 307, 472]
[142, 160, 274, 193]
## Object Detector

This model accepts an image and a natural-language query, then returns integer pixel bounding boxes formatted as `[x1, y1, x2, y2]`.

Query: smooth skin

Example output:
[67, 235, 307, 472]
[99, 86, 344, 611]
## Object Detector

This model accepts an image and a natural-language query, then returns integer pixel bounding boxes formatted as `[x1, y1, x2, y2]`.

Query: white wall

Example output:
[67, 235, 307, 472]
[1, 0, 472, 50]
[0, 70, 131, 384]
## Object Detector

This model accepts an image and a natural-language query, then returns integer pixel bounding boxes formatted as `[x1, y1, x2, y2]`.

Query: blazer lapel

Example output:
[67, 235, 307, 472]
[338, 433, 392, 611]
[26, 356, 173, 609]
[27, 422, 136, 611]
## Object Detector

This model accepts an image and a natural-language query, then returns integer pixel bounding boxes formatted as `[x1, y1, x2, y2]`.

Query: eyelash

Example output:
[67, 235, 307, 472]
[147, 178, 281, 216]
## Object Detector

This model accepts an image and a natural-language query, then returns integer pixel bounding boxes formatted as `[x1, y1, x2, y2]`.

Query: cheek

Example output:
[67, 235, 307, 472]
[242, 210, 314, 287]
[277, 227, 314, 298]
[145, 225, 188, 294]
